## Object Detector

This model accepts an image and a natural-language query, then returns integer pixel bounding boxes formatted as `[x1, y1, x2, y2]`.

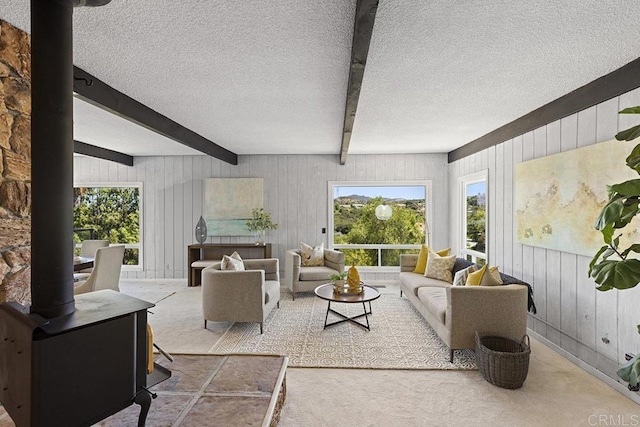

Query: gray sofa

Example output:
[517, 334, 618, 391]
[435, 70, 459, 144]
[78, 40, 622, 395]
[399, 254, 533, 362]
[202, 258, 280, 334]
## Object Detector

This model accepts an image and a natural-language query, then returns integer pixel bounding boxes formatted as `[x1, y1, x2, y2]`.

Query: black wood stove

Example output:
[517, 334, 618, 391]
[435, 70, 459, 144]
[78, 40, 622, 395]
[0, 1, 170, 425]
[0, 291, 170, 426]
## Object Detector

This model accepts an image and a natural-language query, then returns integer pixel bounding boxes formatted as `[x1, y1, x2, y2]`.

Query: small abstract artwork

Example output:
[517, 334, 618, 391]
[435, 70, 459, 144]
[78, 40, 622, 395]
[515, 138, 640, 256]
[203, 178, 263, 236]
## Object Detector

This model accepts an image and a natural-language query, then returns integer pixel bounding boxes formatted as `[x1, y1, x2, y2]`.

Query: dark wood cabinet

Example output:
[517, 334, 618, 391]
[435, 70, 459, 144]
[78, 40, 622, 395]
[187, 243, 272, 286]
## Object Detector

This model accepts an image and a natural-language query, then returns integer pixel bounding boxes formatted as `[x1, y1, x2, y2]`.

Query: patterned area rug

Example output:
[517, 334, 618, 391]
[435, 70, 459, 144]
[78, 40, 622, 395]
[210, 290, 477, 370]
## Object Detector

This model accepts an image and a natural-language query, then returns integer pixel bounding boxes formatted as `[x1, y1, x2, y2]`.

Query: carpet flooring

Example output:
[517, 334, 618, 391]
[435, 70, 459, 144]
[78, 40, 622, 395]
[211, 290, 476, 370]
[1, 279, 639, 426]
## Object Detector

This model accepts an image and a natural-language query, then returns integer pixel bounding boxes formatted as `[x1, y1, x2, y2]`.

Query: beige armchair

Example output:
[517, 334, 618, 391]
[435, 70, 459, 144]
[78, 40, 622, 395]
[80, 239, 110, 257]
[284, 249, 345, 299]
[73, 245, 125, 295]
[202, 258, 280, 334]
[74, 239, 110, 281]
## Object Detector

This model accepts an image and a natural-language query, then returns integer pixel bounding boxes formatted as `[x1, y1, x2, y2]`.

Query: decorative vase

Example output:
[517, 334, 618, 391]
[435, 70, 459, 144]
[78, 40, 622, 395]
[347, 263, 363, 293]
[255, 229, 266, 245]
[195, 216, 207, 244]
[333, 280, 345, 293]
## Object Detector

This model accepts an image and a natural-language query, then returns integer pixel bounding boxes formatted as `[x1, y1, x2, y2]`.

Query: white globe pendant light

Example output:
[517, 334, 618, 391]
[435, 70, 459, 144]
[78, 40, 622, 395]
[375, 204, 392, 221]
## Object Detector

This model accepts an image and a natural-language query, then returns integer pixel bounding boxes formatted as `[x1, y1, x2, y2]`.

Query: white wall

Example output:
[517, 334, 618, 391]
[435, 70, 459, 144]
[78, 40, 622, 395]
[74, 153, 449, 281]
[448, 87, 640, 382]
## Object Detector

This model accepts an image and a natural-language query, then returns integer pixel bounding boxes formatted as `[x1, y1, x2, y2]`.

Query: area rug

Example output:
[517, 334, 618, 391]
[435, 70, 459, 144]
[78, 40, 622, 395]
[210, 291, 477, 370]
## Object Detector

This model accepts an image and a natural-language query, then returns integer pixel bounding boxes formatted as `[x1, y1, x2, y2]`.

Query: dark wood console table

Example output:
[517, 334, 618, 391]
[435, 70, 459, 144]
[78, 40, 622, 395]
[187, 243, 272, 286]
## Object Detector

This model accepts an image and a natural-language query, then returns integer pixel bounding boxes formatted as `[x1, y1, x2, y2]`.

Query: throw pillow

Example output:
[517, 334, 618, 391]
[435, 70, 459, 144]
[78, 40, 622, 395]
[465, 264, 486, 286]
[465, 265, 503, 286]
[300, 242, 325, 266]
[452, 265, 476, 286]
[221, 251, 245, 271]
[413, 245, 451, 274]
[480, 266, 503, 286]
[424, 251, 456, 283]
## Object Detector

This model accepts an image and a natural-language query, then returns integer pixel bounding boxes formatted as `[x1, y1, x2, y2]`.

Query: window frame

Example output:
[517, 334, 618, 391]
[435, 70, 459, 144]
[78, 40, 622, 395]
[328, 180, 433, 271]
[73, 181, 144, 271]
[458, 170, 488, 265]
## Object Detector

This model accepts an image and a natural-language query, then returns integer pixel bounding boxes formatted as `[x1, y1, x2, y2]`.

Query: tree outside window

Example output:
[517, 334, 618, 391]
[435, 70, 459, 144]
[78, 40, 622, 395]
[460, 172, 487, 265]
[73, 184, 142, 267]
[331, 183, 430, 267]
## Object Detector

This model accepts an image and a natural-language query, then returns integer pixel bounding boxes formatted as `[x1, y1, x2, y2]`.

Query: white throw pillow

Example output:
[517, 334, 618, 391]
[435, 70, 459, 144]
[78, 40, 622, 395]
[452, 265, 476, 286]
[221, 251, 245, 271]
[300, 242, 325, 266]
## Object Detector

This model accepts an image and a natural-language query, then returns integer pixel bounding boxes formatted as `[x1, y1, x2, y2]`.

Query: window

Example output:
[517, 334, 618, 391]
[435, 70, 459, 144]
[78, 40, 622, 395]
[73, 183, 143, 270]
[329, 181, 432, 269]
[459, 171, 487, 265]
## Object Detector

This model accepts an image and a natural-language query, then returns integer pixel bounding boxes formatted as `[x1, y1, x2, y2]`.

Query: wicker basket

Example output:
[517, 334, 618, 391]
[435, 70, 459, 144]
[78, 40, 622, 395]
[475, 332, 530, 389]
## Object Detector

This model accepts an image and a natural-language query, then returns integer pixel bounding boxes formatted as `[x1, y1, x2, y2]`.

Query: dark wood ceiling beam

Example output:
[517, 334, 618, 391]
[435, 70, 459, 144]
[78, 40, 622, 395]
[73, 66, 238, 165]
[73, 140, 133, 166]
[339, 0, 379, 165]
[448, 57, 640, 163]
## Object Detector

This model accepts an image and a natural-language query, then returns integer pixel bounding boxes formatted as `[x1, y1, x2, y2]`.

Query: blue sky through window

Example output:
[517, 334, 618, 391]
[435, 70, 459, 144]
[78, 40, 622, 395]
[334, 186, 425, 200]
[466, 182, 486, 197]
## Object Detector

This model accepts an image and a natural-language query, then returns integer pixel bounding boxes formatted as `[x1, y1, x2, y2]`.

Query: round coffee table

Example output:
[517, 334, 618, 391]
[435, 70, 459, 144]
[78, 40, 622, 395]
[314, 283, 381, 331]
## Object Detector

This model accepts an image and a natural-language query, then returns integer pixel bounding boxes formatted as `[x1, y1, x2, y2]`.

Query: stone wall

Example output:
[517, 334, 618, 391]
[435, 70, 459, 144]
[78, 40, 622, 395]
[0, 20, 31, 304]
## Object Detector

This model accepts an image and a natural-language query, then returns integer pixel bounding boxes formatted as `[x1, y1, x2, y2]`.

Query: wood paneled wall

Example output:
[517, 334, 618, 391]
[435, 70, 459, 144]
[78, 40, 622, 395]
[448, 87, 640, 382]
[74, 153, 449, 282]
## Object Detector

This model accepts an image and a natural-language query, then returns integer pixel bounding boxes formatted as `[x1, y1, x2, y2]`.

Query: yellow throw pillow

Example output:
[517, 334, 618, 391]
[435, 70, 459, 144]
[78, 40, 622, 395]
[480, 266, 503, 286]
[424, 251, 456, 283]
[413, 245, 450, 274]
[465, 264, 486, 286]
[452, 265, 476, 286]
[466, 265, 503, 286]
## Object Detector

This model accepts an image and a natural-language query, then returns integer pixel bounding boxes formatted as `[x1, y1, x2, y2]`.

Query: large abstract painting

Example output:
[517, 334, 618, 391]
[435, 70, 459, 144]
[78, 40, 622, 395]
[515, 138, 640, 256]
[203, 178, 263, 236]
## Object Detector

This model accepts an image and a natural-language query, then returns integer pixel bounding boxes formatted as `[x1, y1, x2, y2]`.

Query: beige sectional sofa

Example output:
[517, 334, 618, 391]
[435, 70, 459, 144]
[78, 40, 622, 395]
[399, 254, 533, 362]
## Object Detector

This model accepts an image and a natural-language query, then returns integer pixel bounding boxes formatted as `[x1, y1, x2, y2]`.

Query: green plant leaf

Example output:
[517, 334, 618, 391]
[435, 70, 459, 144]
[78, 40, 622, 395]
[600, 223, 614, 245]
[589, 245, 609, 275]
[619, 107, 640, 114]
[591, 259, 640, 290]
[616, 124, 640, 142]
[626, 144, 640, 173]
[596, 283, 614, 291]
[621, 244, 640, 259]
[595, 199, 624, 231]
[616, 201, 640, 229]
[610, 179, 640, 196]
[603, 247, 616, 259]
[637, 324, 640, 335]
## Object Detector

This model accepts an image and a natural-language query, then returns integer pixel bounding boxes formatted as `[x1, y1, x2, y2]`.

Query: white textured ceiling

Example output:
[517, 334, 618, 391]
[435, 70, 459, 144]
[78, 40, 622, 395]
[3, 1, 640, 158]
[74, 97, 202, 156]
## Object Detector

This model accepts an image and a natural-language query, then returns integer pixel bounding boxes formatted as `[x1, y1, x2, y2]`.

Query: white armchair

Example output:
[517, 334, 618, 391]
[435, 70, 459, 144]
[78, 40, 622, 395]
[74, 239, 110, 281]
[73, 245, 125, 295]
[284, 248, 345, 299]
[202, 258, 280, 334]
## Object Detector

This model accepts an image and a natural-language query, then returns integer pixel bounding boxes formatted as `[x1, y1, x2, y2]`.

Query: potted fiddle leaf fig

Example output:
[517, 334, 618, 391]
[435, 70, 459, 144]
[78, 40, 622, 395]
[589, 106, 640, 327]
[589, 106, 640, 389]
